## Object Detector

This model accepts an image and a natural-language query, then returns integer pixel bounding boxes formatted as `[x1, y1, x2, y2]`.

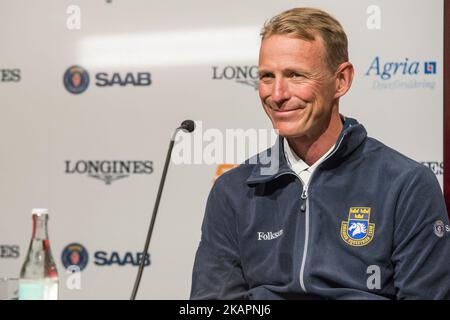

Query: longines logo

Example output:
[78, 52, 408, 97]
[421, 161, 443, 175]
[65, 160, 154, 185]
[212, 65, 258, 90]
[0, 245, 20, 258]
[63, 65, 152, 94]
[0, 69, 21, 82]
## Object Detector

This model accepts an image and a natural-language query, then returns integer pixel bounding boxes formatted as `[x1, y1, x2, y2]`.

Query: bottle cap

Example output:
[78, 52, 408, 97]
[31, 208, 49, 216]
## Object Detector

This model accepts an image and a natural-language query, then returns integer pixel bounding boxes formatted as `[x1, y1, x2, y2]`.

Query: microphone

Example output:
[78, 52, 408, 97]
[130, 120, 196, 300]
[179, 120, 195, 133]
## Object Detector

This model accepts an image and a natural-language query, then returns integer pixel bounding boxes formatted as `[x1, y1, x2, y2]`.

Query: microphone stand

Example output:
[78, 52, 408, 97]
[130, 127, 183, 300]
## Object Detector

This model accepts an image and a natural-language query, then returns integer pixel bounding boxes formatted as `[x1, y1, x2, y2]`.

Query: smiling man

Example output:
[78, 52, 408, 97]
[190, 8, 450, 300]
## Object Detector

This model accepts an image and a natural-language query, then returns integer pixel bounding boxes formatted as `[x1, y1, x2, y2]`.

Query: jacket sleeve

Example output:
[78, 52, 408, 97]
[190, 175, 249, 299]
[392, 165, 450, 299]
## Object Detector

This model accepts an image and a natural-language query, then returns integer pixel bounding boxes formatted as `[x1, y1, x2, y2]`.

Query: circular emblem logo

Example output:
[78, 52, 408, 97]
[61, 243, 89, 271]
[433, 220, 445, 238]
[63, 65, 90, 94]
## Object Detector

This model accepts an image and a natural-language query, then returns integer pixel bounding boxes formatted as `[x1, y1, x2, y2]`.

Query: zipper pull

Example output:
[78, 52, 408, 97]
[301, 186, 308, 200]
[300, 186, 308, 212]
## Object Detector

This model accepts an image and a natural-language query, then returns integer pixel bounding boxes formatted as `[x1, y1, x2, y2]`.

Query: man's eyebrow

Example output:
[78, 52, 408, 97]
[257, 69, 272, 76]
[284, 67, 311, 75]
[258, 67, 312, 76]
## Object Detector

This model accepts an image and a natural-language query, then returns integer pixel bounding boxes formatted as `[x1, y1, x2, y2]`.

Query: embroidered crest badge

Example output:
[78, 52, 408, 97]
[341, 207, 375, 246]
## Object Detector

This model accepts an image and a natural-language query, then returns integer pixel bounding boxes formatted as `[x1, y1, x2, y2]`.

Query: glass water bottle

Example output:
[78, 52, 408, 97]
[18, 208, 59, 300]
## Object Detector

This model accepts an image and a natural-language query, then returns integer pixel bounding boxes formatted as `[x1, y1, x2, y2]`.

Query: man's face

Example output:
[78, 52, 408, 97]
[258, 34, 338, 139]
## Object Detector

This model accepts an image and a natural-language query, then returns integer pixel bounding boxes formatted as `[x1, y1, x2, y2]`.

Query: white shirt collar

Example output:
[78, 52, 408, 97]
[283, 138, 335, 177]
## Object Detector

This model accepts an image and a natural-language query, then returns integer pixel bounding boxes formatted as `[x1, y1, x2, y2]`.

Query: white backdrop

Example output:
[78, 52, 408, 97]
[0, 0, 443, 299]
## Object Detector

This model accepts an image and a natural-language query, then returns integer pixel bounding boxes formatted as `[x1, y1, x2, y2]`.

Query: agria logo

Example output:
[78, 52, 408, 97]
[63, 65, 90, 94]
[365, 57, 437, 79]
[365, 57, 437, 90]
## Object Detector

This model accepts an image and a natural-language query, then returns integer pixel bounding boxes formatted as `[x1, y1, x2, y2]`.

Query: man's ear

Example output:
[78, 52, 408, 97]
[334, 62, 354, 99]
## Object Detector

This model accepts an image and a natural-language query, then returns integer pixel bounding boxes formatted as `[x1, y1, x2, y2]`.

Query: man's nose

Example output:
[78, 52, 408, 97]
[271, 78, 290, 106]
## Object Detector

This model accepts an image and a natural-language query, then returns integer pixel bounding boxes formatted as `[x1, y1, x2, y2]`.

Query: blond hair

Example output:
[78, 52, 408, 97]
[261, 8, 348, 71]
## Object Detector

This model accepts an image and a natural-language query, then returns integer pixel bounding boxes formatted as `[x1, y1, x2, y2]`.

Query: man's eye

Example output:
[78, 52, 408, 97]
[290, 72, 304, 79]
[259, 73, 273, 80]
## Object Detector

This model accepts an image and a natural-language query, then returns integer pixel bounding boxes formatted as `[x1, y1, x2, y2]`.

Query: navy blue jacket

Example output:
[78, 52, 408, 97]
[190, 117, 450, 299]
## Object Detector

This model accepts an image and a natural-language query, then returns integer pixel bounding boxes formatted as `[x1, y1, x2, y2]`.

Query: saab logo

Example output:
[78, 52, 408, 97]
[341, 207, 375, 246]
[424, 62, 436, 74]
[96, 72, 151, 87]
[63, 65, 151, 94]
[63, 65, 90, 94]
[61, 243, 89, 271]
[257, 229, 283, 240]
[65, 160, 154, 185]
[94, 251, 151, 266]
[61, 244, 150, 268]
[212, 66, 258, 90]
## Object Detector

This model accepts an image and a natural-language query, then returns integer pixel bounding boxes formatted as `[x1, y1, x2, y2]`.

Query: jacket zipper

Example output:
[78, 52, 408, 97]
[299, 185, 309, 292]
[297, 132, 348, 293]
[271, 131, 348, 293]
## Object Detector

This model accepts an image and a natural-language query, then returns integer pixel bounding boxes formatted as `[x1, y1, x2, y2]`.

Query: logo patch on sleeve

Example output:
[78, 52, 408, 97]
[341, 207, 375, 246]
[433, 220, 445, 238]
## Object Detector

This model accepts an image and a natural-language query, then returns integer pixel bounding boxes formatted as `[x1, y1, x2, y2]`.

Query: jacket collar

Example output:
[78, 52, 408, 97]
[245, 116, 367, 185]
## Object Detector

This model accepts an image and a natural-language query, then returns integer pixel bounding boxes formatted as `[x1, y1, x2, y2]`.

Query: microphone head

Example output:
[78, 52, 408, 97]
[179, 120, 195, 133]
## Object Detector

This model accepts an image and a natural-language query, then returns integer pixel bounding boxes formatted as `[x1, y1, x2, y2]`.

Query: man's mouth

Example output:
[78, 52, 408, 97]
[272, 107, 303, 113]
[269, 108, 306, 122]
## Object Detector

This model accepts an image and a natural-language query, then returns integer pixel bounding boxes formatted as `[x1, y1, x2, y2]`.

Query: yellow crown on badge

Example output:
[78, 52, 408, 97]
[349, 207, 371, 215]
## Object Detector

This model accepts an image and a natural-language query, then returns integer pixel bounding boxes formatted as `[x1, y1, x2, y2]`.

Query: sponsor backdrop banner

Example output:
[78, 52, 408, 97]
[0, 0, 443, 299]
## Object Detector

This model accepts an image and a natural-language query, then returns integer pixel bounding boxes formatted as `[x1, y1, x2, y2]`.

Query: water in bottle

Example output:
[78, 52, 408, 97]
[18, 208, 59, 300]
